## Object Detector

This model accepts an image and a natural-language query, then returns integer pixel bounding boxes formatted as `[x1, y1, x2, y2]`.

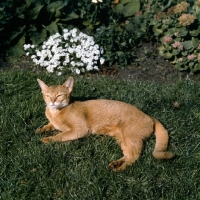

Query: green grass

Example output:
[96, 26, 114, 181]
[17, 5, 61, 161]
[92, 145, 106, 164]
[0, 69, 200, 199]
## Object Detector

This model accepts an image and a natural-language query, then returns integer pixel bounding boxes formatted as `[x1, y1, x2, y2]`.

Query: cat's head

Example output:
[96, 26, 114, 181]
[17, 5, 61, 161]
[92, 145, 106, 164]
[37, 77, 74, 109]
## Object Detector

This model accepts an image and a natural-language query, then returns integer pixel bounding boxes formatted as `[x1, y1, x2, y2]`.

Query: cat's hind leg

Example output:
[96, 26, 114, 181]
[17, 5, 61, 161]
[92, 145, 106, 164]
[109, 138, 143, 172]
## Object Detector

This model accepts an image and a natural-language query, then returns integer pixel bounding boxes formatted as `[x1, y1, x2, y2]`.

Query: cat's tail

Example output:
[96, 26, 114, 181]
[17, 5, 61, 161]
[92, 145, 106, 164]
[152, 118, 175, 159]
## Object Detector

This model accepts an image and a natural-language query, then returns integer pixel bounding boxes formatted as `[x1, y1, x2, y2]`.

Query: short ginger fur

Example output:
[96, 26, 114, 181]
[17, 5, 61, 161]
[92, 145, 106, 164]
[36, 77, 174, 171]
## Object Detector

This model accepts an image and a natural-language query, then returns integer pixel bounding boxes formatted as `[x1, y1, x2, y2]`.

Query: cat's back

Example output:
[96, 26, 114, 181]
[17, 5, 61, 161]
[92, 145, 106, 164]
[80, 99, 144, 116]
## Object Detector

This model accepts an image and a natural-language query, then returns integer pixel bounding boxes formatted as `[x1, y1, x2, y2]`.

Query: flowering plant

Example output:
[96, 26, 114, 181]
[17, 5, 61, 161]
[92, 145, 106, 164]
[24, 28, 105, 75]
[152, 1, 200, 73]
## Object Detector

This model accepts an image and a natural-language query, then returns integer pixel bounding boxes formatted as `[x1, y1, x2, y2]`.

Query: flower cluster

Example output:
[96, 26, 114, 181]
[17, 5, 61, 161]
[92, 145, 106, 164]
[152, 1, 200, 73]
[135, 11, 143, 17]
[166, 7, 175, 15]
[164, 35, 173, 43]
[172, 41, 184, 50]
[174, 1, 189, 14]
[187, 54, 196, 60]
[154, 12, 165, 20]
[91, 0, 103, 3]
[178, 14, 196, 26]
[24, 28, 105, 75]
[178, 57, 183, 62]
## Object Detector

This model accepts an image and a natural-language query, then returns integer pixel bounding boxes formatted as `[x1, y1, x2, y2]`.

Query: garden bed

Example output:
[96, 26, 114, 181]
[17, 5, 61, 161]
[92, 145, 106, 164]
[1, 42, 200, 84]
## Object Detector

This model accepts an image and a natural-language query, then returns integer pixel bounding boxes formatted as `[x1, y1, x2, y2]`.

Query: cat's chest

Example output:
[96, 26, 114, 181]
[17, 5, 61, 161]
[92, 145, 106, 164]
[45, 108, 65, 130]
[46, 107, 59, 118]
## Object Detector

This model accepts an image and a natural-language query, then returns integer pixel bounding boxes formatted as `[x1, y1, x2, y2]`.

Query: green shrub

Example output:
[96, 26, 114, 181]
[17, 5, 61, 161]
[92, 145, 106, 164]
[0, 0, 79, 59]
[151, 1, 200, 73]
[4, 0, 197, 73]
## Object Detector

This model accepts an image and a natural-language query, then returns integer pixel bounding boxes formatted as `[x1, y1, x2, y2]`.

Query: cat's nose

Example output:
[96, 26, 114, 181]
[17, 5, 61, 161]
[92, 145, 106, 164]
[50, 102, 54, 106]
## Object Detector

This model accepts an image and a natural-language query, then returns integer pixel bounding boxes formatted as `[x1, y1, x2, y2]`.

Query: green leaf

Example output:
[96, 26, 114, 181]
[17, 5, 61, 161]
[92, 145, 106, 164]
[25, 0, 31, 7]
[112, 3, 124, 14]
[8, 36, 25, 57]
[190, 28, 200, 37]
[116, 51, 124, 56]
[178, 27, 188, 37]
[181, 51, 188, 56]
[29, 5, 44, 19]
[46, 20, 59, 34]
[47, 1, 65, 13]
[189, 62, 194, 67]
[175, 64, 188, 71]
[153, 26, 163, 36]
[123, 0, 140, 17]
[120, 0, 131, 4]
[183, 41, 193, 50]
[63, 11, 79, 21]
[191, 37, 199, 49]
[165, 28, 176, 36]
[83, 20, 92, 26]
[164, 44, 172, 51]
[10, 26, 26, 41]
[30, 28, 47, 45]
[194, 63, 200, 71]
[16, 4, 27, 14]
[172, 49, 179, 55]
[162, 52, 173, 59]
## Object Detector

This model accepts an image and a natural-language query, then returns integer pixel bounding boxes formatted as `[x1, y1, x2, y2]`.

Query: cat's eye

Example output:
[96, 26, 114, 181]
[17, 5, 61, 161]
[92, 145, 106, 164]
[45, 94, 50, 98]
[56, 94, 63, 98]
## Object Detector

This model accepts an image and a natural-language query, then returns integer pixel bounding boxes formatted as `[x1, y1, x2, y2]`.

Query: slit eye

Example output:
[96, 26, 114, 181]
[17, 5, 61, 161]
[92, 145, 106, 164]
[57, 94, 63, 98]
[45, 94, 50, 98]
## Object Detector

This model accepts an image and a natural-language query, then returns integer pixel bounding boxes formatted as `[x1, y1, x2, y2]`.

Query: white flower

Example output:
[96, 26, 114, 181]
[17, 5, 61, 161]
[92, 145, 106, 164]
[86, 65, 93, 71]
[75, 68, 80, 74]
[46, 66, 54, 73]
[25, 28, 105, 75]
[100, 57, 105, 64]
[92, 0, 103, 2]
[31, 55, 36, 59]
[94, 56, 99, 60]
[31, 45, 35, 48]
[76, 53, 81, 58]
[94, 66, 99, 70]
[95, 50, 100, 55]
[100, 47, 104, 54]
[68, 47, 74, 53]
[71, 61, 75, 66]
[24, 44, 31, 50]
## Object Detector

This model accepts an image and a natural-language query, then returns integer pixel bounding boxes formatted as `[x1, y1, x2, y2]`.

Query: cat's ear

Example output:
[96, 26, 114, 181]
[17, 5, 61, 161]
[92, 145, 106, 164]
[37, 79, 49, 92]
[63, 77, 74, 93]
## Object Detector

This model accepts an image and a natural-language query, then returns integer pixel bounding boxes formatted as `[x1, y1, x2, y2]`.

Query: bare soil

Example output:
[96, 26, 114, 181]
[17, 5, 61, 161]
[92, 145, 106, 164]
[101, 42, 200, 83]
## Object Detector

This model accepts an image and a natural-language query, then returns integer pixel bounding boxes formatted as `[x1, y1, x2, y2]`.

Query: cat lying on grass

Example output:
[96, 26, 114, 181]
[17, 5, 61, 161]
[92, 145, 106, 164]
[36, 77, 174, 171]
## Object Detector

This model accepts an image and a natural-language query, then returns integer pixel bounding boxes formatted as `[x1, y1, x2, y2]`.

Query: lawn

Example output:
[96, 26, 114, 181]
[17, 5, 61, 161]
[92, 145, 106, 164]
[0, 69, 200, 199]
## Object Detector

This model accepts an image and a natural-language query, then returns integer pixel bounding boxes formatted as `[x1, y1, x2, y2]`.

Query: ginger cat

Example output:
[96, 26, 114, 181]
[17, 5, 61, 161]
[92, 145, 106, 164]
[36, 77, 174, 171]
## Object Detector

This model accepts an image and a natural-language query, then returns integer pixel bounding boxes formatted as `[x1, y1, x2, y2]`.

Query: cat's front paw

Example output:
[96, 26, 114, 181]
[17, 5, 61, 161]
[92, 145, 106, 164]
[36, 128, 43, 134]
[41, 137, 53, 144]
